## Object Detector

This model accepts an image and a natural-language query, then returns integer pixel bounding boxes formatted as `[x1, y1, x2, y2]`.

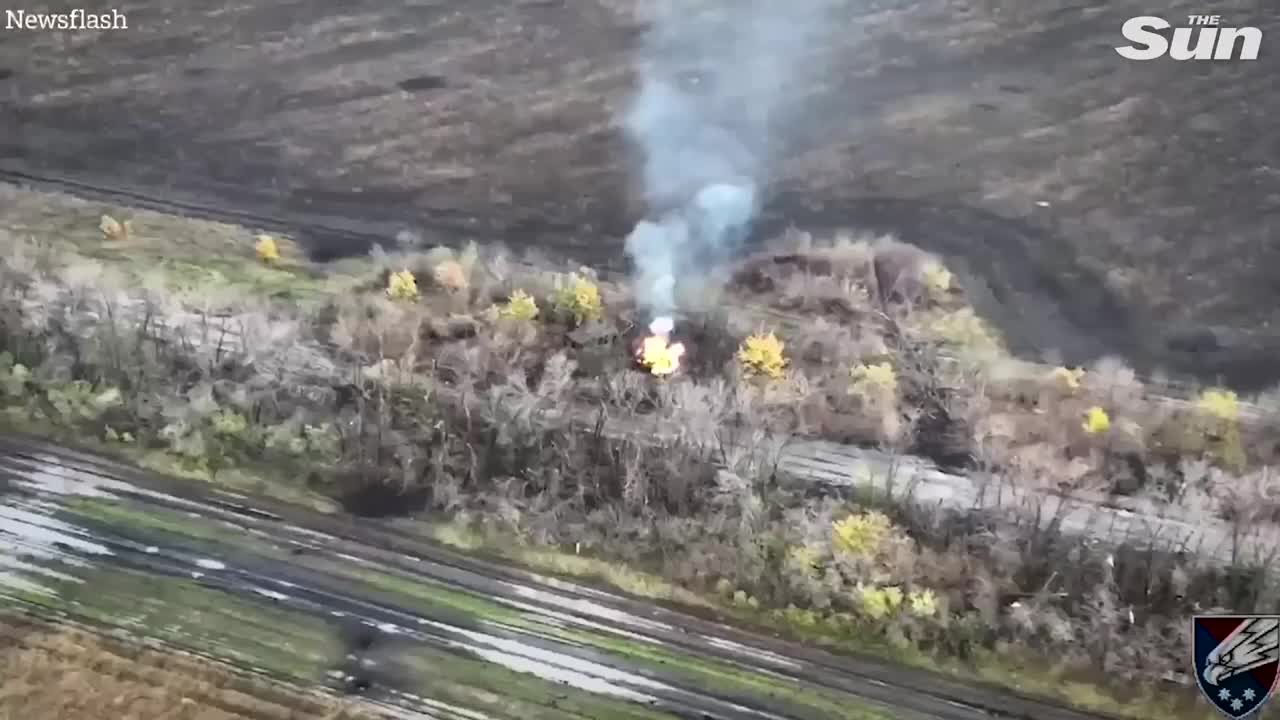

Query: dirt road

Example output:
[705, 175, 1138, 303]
[0, 434, 1136, 720]
[1, 0, 1277, 385]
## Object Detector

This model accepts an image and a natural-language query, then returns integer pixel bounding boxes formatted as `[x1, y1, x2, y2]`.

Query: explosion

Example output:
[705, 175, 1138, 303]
[636, 316, 685, 376]
[620, 1, 837, 375]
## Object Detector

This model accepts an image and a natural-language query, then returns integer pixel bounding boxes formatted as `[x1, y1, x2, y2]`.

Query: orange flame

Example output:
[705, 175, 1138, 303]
[637, 334, 685, 376]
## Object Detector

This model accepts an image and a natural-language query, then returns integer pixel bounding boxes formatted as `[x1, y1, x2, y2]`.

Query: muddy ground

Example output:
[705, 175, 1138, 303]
[0, 435, 1144, 720]
[0, 0, 1277, 385]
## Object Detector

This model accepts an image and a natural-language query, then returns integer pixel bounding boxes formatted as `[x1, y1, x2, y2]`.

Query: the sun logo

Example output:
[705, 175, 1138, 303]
[1116, 15, 1262, 61]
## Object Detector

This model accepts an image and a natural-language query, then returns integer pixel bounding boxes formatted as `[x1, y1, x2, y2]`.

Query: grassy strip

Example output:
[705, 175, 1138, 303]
[422, 520, 1217, 720]
[4, 566, 340, 680]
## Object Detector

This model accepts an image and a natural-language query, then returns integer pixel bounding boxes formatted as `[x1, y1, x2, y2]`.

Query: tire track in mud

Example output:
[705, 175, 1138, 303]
[0, 437, 1123, 720]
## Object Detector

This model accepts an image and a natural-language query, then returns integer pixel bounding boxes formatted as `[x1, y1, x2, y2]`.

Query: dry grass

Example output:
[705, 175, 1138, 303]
[3, 183, 1279, 525]
[0, 613, 381, 720]
[2, 183, 1277, 515]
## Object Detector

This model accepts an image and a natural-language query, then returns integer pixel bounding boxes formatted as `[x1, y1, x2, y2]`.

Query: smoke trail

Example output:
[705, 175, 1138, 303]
[621, 0, 839, 326]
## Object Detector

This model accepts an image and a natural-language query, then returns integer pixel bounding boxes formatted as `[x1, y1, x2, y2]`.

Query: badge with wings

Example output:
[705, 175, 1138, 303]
[1192, 615, 1280, 718]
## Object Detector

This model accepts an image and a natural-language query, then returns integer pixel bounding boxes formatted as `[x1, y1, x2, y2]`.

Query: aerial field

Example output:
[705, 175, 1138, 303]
[0, 0, 1276, 385]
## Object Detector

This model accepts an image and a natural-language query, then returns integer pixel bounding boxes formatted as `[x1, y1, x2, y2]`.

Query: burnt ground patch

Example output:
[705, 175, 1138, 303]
[0, 0, 1277, 387]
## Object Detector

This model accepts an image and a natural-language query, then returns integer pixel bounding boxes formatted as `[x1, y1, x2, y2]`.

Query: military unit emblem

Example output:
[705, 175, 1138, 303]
[1192, 615, 1280, 718]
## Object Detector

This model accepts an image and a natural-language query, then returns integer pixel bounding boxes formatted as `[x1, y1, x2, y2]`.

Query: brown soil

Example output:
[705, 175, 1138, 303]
[0, 612, 381, 720]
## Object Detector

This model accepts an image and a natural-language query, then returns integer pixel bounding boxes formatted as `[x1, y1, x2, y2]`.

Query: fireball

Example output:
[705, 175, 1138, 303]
[636, 318, 685, 376]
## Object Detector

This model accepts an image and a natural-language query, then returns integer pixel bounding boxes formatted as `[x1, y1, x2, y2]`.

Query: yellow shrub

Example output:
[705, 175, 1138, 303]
[1196, 388, 1240, 423]
[1082, 406, 1111, 435]
[738, 332, 788, 379]
[1050, 366, 1085, 394]
[850, 362, 898, 396]
[552, 273, 603, 325]
[921, 261, 952, 297]
[832, 511, 891, 559]
[99, 214, 130, 240]
[907, 589, 939, 618]
[499, 289, 539, 321]
[856, 585, 903, 620]
[386, 269, 420, 301]
[434, 260, 469, 292]
[254, 234, 280, 264]
[1193, 388, 1247, 473]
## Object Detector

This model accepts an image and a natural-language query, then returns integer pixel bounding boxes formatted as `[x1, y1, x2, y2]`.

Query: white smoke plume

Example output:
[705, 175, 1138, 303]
[621, 0, 840, 322]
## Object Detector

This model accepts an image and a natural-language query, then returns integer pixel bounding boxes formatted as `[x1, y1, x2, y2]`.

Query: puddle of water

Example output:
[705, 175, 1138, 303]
[0, 453, 215, 513]
[252, 586, 290, 602]
[0, 501, 109, 597]
[463, 642, 661, 704]
[0, 457, 127, 498]
[419, 617, 669, 702]
[505, 582, 675, 634]
[0, 555, 82, 595]
[0, 504, 114, 556]
[283, 525, 334, 542]
[497, 595, 660, 646]
[702, 636, 805, 671]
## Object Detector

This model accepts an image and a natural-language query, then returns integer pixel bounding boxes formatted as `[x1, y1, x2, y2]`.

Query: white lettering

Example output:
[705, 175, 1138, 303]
[4, 9, 129, 30]
[1120, 16, 1262, 60]
[1117, 16, 1171, 60]
[1170, 27, 1217, 60]
[1216, 27, 1262, 60]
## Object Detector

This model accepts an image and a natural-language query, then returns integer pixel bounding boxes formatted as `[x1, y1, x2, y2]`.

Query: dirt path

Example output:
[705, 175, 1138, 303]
[0, 434, 1140, 720]
[1, 0, 1278, 386]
